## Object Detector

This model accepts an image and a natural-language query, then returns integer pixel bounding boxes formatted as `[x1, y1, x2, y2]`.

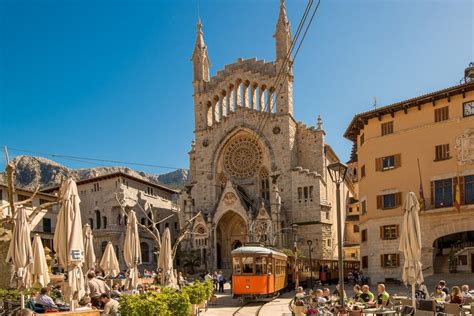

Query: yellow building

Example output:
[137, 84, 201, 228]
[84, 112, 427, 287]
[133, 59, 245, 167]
[344, 66, 474, 283]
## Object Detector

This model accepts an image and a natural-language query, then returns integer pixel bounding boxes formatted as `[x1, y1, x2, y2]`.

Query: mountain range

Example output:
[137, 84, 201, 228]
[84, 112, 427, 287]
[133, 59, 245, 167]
[0, 155, 190, 191]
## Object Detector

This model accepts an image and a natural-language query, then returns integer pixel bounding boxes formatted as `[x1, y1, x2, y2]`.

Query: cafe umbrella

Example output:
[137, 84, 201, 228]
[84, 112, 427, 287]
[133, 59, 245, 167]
[123, 210, 141, 290]
[53, 178, 85, 310]
[99, 242, 120, 287]
[157, 227, 177, 288]
[83, 224, 96, 274]
[399, 192, 424, 308]
[31, 234, 51, 287]
[6, 207, 33, 308]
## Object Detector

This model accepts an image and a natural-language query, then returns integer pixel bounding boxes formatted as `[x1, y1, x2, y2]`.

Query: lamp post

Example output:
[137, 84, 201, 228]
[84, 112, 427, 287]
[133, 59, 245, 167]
[291, 223, 299, 290]
[307, 240, 313, 290]
[327, 161, 348, 311]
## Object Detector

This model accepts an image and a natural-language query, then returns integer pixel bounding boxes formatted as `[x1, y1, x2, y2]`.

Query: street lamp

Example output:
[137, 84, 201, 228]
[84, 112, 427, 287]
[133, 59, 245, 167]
[327, 161, 348, 310]
[291, 223, 299, 289]
[307, 240, 313, 290]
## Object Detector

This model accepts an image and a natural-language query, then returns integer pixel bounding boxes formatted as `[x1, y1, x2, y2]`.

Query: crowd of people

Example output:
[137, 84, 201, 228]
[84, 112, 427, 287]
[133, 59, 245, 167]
[291, 279, 474, 316]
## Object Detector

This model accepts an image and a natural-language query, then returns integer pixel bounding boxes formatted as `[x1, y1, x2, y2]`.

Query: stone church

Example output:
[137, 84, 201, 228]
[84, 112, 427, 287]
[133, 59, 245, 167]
[179, 0, 354, 272]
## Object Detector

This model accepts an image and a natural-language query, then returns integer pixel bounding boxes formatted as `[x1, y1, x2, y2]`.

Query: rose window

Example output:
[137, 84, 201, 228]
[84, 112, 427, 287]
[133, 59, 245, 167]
[223, 136, 263, 179]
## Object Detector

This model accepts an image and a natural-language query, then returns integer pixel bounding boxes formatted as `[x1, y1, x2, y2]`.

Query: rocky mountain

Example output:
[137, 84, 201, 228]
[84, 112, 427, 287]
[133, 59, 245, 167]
[0, 155, 190, 191]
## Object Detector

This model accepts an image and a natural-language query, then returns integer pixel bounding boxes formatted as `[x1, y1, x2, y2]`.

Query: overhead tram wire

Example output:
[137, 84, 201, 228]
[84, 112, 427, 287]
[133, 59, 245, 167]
[253, 0, 314, 138]
[7, 146, 227, 177]
[254, 0, 322, 140]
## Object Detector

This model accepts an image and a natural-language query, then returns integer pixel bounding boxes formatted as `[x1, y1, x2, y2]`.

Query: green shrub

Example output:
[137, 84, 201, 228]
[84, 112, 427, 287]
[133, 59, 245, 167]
[120, 289, 191, 316]
[203, 279, 214, 300]
[182, 281, 207, 305]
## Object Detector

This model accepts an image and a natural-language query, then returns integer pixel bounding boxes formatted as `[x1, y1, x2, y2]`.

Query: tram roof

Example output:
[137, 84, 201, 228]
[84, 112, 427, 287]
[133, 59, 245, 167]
[231, 246, 287, 258]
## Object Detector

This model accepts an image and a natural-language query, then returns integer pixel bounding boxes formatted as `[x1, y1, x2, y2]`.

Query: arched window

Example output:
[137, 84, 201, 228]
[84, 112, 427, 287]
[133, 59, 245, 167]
[95, 210, 101, 229]
[102, 216, 107, 229]
[141, 242, 150, 263]
[259, 168, 270, 202]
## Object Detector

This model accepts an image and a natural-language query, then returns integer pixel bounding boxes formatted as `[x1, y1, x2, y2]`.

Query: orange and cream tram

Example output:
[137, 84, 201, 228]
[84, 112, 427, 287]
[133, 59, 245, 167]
[231, 245, 287, 299]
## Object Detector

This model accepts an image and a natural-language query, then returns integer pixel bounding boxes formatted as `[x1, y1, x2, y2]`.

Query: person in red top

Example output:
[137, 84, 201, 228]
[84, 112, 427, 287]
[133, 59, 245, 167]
[449, 286, 464, 305]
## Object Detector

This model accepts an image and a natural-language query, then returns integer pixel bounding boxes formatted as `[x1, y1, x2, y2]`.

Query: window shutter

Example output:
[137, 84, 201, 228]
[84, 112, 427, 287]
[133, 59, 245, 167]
[380, 254, 385, 267]
[394, 154, 402, 168]
[380, 226, 384, 239]
[460, 176, 465, 204]
[377, 195, 383, 209]
[430, 181, 434, 207]
[396, 224, 400, 238]
[375, 158, 382, 172]
[395, 192, 402, 207]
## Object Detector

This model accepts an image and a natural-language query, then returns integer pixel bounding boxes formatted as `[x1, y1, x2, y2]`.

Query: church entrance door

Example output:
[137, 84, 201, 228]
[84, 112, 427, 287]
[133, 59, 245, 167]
[215, 211, 247, 270]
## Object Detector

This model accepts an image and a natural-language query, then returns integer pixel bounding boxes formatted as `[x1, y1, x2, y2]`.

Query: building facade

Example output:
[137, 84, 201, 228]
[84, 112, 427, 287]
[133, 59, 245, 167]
[43, 172, 179, 272]
[0, 183, 59, 251]
[344, 66, 474, 282]
[180, 1, 354, 273]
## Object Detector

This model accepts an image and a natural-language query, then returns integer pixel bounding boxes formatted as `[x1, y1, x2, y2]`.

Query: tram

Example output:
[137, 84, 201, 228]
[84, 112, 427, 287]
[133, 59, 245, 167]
[231, 245, 288, 299]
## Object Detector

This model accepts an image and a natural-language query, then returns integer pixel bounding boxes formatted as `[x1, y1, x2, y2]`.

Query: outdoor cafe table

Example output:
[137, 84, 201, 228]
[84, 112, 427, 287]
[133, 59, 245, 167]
[462, 305, 471, 312]
[362, 308, 398, 315]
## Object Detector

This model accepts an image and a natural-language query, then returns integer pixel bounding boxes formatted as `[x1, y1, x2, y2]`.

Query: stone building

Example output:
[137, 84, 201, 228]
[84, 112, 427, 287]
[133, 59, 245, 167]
[43, 172, 179, 272]
[344, 65, 474, 282]
[0, 182, 59, 250]
[180, 0, 354, 272]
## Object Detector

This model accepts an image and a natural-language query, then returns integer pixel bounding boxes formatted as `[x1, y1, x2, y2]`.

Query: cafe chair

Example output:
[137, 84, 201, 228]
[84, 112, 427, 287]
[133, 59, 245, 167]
[414, 311, 434, 316]
[443, 303, 463, 316]
[401, 298, 413, 307]
[418, 299, 436, 312]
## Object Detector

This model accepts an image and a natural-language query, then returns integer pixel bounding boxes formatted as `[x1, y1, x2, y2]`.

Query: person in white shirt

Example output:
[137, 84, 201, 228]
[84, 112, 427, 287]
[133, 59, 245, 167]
[36, 287, 57, 309]
[461, 285, 473, 298]
[100, 293, 119, 316]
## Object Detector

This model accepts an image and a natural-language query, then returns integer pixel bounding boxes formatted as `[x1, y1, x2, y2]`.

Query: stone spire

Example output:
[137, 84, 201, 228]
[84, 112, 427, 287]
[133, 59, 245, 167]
[274, 0, 294, 115]
[274, 0, 292, 62]
[191, 17, 210, 82]
[317, 115, 323, 130]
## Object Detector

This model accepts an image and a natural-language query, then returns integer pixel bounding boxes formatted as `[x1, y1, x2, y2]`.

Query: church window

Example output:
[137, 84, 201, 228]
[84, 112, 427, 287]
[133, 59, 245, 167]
[102, 216, 107, 229]
[304, 187, 308, 199]
[141, 242, 150, 263]
[89, 218, 93, 228]
[298, 187, 302, 201]
[95, 210, 101, 229]
[222, 135, 264, 179]
[309, 186, 314, 199]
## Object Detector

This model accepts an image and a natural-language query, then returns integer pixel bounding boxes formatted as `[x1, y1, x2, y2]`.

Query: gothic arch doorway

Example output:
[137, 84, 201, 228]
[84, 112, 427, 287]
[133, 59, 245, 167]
[215, 211, 247, 270]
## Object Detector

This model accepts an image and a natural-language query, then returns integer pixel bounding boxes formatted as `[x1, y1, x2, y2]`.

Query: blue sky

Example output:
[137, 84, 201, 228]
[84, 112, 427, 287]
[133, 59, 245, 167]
[1, 0, 472, 174]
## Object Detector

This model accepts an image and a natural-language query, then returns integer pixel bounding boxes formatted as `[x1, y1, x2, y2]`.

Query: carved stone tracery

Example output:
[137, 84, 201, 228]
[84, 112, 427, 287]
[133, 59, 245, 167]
[222, 136, 263, 179]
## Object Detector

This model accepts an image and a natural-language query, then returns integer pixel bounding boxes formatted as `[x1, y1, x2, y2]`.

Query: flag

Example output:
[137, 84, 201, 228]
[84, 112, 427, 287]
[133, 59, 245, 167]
[454, 176, 461, 212]
[419, 181, 425, 210]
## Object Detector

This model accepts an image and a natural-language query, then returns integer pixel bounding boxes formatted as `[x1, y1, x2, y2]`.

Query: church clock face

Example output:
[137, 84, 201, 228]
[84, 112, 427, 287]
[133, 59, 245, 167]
[222, 136, 263, 179]
[464, 100, 474, 117]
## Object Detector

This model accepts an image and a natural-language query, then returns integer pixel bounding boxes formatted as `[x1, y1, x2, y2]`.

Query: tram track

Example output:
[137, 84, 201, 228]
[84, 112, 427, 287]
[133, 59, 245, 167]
[232, 301, 266, 316]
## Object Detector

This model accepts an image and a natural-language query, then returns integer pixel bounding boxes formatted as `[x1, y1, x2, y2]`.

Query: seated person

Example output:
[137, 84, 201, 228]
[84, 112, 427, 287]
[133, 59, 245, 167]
[359, 285, 375, 304]
[461, 285, 472, 299]
[449, 286, 464, 305]
[100, 293, 120, 316]
[353, 285, 363, 301]
[322, 288, 331, 301]
[314, 289, 327, 305]
[432, 286, 447, 301]
[36, 287, 58, 310]
[76, 295, 93, 311]
[376, 284, 390, 307]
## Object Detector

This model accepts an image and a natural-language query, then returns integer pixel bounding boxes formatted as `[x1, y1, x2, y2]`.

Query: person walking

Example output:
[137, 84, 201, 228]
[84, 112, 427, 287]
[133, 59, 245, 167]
[217, 271, 225, 293]
[212, 271, 218, 291]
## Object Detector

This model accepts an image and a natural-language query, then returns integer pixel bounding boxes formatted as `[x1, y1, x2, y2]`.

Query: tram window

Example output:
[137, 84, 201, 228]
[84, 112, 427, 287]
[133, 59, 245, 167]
[268, 260, 273, 274]
[255, 257, 267, 275]
[242, 257, 254, 274]
[233, 257, 241, 275]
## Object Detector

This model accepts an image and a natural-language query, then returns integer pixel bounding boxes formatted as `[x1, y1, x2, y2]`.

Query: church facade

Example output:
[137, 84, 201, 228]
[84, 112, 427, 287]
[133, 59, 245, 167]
[180, 1, 354, 272]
